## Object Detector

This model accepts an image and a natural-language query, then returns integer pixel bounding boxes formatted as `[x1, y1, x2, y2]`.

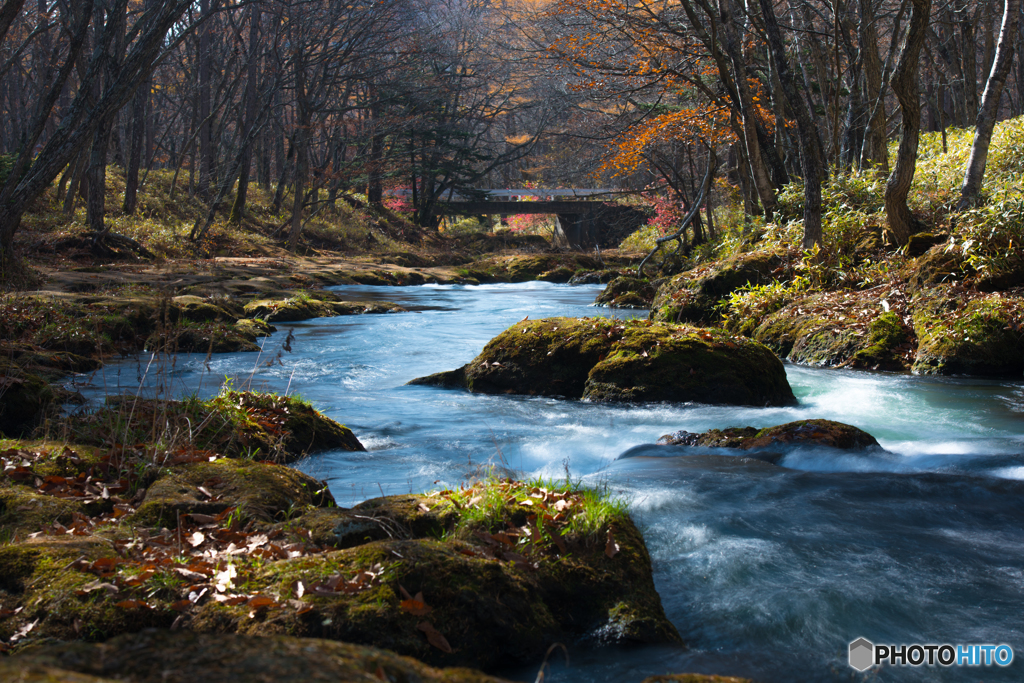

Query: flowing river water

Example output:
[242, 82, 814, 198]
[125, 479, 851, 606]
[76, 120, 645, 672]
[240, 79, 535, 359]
[78, 282, 1024, 682]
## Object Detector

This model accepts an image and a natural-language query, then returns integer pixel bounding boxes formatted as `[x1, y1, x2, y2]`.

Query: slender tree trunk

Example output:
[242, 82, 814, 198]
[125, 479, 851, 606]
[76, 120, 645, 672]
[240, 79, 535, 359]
[718, 0, 776, 219]
[861, 0, 889, 174]
[759, 0, 824, 248]
[885, 0, 932, 246]
[197, 0, 213, 196]
[229, 5, 260, 224]
[958, 0, 1020, 209]
[122, 83, 147, 214]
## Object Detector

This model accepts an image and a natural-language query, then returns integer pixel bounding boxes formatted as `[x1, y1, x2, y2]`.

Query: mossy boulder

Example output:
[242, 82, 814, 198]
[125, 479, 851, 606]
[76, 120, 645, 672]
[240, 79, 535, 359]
[185, 502, 678, 670]
[905, 244, 969, 294]
[411, 317, 795, 406]
[658, 419, 881, 452]
[749, 290, 914, 371]
[145, 322, 263, 353]
[594, 276, 656, 308]
[0, 630, 514, 683]
[569, 269, 622, 285]
[0, 479, 679, 674]
[244, 297, 406, 323]
[66, 392, 365, 464]
[0, 366, 55, 437]
[0, 479, 89, 538]
[911, 288, 1024, 376]
[650, 250, 788, 324]
[171, 295, 242, 323]
[129, 459, 335, 527]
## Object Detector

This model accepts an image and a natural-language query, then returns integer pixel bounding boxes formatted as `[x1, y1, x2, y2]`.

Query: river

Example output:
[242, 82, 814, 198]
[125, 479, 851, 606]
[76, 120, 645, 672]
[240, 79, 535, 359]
[78, 282, 1024, 682]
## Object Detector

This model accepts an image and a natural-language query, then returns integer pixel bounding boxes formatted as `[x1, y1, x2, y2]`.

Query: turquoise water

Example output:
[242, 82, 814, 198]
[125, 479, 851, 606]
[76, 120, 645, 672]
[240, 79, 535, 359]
[77, 282, 1024, 682]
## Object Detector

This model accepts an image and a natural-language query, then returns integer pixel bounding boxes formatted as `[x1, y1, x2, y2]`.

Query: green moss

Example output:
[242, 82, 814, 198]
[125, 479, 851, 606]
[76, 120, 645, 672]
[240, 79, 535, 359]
[419, 317, 794, 406]
[912, 289, 1024, 376]
[650, 249, 787, 324]
[66, 390, 364, 464]
[130, 459, 334, 527]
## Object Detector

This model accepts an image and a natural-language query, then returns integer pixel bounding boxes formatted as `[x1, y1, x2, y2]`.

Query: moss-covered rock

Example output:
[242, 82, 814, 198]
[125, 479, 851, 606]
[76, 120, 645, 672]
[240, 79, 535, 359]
[0, 479, 90, 538]
[568, 269, 622, 285]
[650, 250, 788, 324]
[411, 317, 795, 406]
[129, 459, 335, 527]
[146, 322, 263, 353]
[65, 392, 365, 464]
[1, 477, 679, 674]
[911, 288, 1024, 376]
[244, 296, 406, 323]
[0, 630, 514, 683]
[0, 366, 55, 437]
[171, 295, 242, 323]
[905, 244, 969, 294]
[594, 276, 656, 309]
[658, 419, 881, 452]
[748, 290, 914, 371]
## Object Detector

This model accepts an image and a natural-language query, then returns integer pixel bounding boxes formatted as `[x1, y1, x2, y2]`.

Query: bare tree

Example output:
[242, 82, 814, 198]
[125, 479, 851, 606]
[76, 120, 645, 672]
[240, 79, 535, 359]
[958, 0, 1020, 209]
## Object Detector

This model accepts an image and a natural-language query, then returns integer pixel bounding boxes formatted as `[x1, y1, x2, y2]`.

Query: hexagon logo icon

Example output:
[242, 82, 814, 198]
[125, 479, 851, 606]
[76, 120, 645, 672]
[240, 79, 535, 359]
[849, 638, 874, 671]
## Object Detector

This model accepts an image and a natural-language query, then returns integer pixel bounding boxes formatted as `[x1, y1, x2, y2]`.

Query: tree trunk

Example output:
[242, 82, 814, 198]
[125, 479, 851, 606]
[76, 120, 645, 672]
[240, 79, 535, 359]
[958, 0, 1019, 209]
[885, 0, 932, 246]
[860, 0, 889, 174]
[122, 84, 147, 214]
[718, 0, 777, 219]
[229, 4, 260, 224]
[759, 0, 824, 248]
[197, 0, 213, 196]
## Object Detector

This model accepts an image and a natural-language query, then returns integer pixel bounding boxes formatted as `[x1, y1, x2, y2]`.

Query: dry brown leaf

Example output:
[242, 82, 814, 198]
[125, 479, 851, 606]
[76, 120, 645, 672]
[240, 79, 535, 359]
[417, 621, 453, 653]
[605, 530, 620, 559]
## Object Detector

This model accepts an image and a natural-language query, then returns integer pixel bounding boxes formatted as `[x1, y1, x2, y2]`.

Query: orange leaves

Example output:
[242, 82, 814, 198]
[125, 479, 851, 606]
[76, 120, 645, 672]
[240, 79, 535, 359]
[399, 586, 433, 617]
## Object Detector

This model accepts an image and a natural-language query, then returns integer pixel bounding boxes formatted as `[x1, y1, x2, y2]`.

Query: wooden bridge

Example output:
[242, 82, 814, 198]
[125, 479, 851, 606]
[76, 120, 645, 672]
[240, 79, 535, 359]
[419, 189, 648, 249]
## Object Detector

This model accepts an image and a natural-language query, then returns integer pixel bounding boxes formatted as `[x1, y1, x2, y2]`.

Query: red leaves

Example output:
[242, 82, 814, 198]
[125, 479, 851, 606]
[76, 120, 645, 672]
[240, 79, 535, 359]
[399, 587, 433, 617]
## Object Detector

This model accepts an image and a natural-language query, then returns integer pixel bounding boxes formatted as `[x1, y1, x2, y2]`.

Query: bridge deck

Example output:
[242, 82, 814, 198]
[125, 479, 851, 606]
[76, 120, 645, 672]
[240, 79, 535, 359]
[432, 201, 606, 215]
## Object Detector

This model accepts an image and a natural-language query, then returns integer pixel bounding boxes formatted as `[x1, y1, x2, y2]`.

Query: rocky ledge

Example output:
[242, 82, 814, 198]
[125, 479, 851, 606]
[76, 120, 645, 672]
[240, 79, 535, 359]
[410, 317, 795, 406]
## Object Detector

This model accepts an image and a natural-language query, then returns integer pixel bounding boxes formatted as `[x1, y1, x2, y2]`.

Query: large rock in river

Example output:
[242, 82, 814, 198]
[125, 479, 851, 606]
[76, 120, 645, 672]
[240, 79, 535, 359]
[658, 419, 881, 451]
[411, 317, 795, 406]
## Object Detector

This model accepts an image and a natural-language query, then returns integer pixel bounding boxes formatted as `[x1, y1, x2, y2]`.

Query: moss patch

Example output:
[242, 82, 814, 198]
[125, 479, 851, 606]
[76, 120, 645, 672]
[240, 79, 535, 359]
[129, 459, 334, 528]
[750, 288, 915, 371]
[911, 288, 1024, 376]
[243, 296, 406, 323]
[594, 276, 656, 308]
[64, 391, 364, 464]
[650, 249, 790, 324]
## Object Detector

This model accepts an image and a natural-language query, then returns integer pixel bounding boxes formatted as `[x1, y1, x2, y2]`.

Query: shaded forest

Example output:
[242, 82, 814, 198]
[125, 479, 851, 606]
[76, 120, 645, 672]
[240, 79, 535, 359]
[0, 0, 1022, 281]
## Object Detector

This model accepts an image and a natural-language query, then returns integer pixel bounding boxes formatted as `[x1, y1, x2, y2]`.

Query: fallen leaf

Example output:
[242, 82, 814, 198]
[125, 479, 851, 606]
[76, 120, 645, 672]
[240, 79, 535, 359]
[400, 591, 432, 616]
[417, 620, 453, 653]
[605, 530, 620, 559]
[115, 600, 151, 610]
[188, 531, 205, 547]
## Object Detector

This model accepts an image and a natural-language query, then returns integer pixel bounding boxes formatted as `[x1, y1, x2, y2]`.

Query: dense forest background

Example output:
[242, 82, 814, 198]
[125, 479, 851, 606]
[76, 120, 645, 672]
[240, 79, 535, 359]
[0, 0, 1021, 279]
